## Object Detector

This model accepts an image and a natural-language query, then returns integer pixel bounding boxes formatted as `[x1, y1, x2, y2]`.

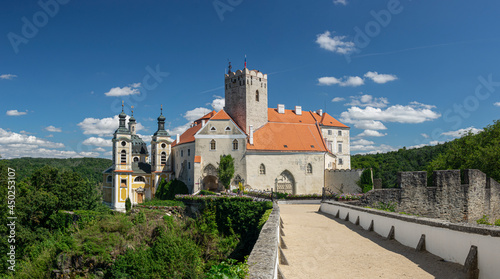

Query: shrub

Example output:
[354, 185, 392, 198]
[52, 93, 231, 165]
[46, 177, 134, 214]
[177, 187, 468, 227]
[375, 201, 397, 212]
[495, 219, 500, 226]
[258, 208, 273, 230]
[218, 155, 235, 190]
[358, 169, 373, 193]
[125, 197, 131, 212]
[140, 199, 185, 207]
[156, 179, 189, 200]
[476, 215, 491, 225]
[205, 259, 249, 279]
[200, 190, 217, 196]
[133, 211, 146, 224]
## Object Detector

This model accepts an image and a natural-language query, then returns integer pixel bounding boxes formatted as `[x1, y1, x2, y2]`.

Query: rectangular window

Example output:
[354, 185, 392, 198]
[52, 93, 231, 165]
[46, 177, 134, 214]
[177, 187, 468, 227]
[328, 130, 332, 135]
[181, 150, 183, 157]
[188, 162, 191, 169]
[338, 130, 342, 136]
[188, 149, 190, 156]
[338, 143, 343, 154]
[120, 179, 127, 188]
[339, 158, 343, 165]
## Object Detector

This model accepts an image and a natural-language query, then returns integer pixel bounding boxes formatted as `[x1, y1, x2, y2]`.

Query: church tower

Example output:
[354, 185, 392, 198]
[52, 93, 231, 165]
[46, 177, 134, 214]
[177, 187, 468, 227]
[151, 105, 172, 190]
[113, 102, 132, 172]
[224, 65, 268, 133]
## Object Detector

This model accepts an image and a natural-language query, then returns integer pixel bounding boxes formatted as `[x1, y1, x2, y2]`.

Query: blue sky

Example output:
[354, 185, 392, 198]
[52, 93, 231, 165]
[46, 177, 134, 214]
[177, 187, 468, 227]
[1, 0, 500, 159]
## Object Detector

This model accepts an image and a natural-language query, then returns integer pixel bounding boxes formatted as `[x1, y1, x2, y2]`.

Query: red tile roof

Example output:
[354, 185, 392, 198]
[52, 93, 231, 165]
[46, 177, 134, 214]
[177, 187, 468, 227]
[311, 112, 349, 128]
[248, 122, 328, 152]
[171, 124, 203, 147]
[267, 108, 317, 124]
[194, 156, 201, 163]
[211, 110, 231, 120]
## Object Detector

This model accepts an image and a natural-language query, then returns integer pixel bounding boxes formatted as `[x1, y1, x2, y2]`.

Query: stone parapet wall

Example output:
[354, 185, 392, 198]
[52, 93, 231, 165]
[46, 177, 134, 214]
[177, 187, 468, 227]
[361, 169, 500, 223]
[325, 168, 364, 193]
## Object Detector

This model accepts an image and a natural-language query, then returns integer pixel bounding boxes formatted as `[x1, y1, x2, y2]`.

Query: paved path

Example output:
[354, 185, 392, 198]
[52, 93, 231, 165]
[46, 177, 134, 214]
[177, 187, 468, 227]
[279, 204, 464, 279]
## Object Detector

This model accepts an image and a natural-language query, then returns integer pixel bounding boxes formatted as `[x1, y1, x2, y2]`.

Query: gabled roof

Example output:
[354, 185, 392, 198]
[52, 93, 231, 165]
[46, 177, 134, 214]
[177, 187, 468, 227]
[247, 122, 328, 152]
[171, 124, 203, 147]
[267, 108, 317, 124]
[311, 112, 349, 128]
[210, 110, 231, 120]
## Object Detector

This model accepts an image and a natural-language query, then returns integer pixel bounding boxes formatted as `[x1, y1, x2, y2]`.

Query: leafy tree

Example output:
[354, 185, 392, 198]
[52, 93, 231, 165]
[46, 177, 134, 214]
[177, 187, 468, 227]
[125, 197, 131, 212]
[358, 169, 373, 193]
[218, 155, 235, 190]
[155, 179, 188, 200]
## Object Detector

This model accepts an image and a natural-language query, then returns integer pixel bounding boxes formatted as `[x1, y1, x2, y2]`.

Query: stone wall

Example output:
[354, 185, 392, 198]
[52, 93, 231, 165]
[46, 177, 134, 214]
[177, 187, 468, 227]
[361, 169, 500, 223]
[324, 169, 364, 194]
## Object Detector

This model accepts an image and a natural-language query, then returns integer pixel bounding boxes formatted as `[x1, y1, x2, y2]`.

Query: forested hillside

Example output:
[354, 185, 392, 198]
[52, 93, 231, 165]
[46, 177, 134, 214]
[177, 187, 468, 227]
[352, 120, 500, 188]
[0, 157, 112, 186]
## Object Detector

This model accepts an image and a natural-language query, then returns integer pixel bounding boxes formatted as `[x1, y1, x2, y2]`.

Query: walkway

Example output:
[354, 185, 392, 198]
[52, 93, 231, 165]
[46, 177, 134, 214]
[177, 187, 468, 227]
[279, 204, 464, 279]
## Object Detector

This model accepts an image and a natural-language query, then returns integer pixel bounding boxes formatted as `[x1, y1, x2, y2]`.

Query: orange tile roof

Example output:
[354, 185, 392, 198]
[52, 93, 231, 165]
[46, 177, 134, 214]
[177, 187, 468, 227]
[211, 110, 231, 120]
[194, 156, 201, 163]
[267, 108, 317, 124]
[171, 124, 203, 147]
[311, 112, 349, 128]
[247, 122, 328, 152]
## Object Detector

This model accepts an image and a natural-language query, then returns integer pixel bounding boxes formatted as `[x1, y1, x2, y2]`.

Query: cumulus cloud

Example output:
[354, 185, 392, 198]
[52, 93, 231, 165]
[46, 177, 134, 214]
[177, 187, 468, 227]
[45, 125, 62, 132]
[331, 97, 345, 102]
[167, 122, 192, 137]
[184, 107, 212, 122]
[494, 102, 500, 107]
[441, 127, 482, 138]
[364, 71, 398, 84]
[0, 74, 17, 80]
[315, 31, 356, 54]
[345, 94, 389, 108]
[78, 115, 145, 137]
[408, 141, 445, 150]
[351, 141, 396, 154]
[340, 102, 441, 125]
[356, 129, 387, 137]
[104, 83, 141, 97]
[318, 76, 364, 87]
[6, 109, 27, 116]
[0, 128, 99, 159]
[421, 133, 429, 139]
[347, 120, 387, 131]
[82, 137, 111, 147]
[333, 0, 347, 5]
[208, 95, 225, 111]
[93, 147, 106, 152]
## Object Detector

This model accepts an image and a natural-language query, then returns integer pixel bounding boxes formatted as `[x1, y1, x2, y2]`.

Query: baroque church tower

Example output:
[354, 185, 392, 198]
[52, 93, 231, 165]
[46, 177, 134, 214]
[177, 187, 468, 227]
[150, 105, 172, 189]
[113, 103, 132, 172]
[224, 65, 268, 133]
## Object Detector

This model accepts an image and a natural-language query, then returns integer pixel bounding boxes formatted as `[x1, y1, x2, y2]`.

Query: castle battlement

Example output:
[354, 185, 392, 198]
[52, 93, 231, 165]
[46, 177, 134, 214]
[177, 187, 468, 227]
[225, 68, 267, 79]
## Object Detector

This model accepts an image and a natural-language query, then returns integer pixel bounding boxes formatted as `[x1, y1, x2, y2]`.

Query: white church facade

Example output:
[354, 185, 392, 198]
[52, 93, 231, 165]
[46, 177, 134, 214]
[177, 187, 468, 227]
[103, 66, 350, 210]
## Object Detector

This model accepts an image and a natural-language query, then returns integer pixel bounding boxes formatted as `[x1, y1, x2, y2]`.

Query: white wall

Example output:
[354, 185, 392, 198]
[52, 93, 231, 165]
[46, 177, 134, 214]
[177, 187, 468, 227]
[320, 201, 500, 279]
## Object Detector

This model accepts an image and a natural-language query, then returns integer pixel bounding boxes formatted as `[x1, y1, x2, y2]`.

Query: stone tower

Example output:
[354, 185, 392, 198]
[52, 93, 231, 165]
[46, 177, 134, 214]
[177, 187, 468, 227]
[224, 68, 268, 133]
[151, 106, 171, 173]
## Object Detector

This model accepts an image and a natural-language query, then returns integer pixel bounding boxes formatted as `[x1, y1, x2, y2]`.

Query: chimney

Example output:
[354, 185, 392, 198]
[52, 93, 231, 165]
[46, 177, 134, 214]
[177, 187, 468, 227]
[278, 104, 285, 114]
[295, 106, 302, 115]
[202, 119, 206, 127]
[316, 109, 323, 116]
[249, 125, 254, 145]
[176, 134, 180, 143]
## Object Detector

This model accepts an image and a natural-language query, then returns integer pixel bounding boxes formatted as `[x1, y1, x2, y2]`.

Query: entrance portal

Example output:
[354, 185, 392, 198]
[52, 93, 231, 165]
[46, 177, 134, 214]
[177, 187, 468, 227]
[276, 170, 295, 194]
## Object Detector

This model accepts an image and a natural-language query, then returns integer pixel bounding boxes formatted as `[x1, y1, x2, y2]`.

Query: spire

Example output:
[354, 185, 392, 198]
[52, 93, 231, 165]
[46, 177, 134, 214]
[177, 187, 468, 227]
[155, 104, 168, 136]
[228, 61, 232, 74]
[116, 100, 130, 134]
[129, 105, 136, 122]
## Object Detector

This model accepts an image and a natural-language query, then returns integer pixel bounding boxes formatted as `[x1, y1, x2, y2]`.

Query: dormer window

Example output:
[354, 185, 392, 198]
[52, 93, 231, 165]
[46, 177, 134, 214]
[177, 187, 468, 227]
[225, 126, 231, 131]
[210, 126, 216, 131]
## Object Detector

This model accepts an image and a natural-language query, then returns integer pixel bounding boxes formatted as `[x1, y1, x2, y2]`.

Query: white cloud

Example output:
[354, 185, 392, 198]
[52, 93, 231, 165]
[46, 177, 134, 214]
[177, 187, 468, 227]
[93, 147, 106, 152]
[345, 94, 389, 108]
[331, 97, 345, 102]
[6, 109, 27, 116]
[167, 122, 192, 137]
[421, 133, 429, 139]
[208, 95, 225, 111]
[364, 71, 398, 84]
[316, 31, 356, 54]
[441, 127, 482, 138]
[82, 137, 111, 147]
[333, 0, 347, 5]
[356, 129, 387, 137]
[408, 141, 445, 150]
[494, 102, 500, 107]
[78, 115, 145, 137]
[104, 83, 141, 97]
[340, 102, 441, 125]
[46, 134, 54, 138]
[347, 120, 387, 130]
[184, 107, 212, 122]
[352, 142, 396, 154]
[45, 125, 62, 132]
[318, 76, 364, 87]
[0, 128, 64, 148]
[0, 74, 17, 80]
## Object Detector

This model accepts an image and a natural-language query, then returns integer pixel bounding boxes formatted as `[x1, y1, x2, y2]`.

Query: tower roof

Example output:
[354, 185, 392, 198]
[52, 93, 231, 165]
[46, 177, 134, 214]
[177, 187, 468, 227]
[131, 134, 148, 155]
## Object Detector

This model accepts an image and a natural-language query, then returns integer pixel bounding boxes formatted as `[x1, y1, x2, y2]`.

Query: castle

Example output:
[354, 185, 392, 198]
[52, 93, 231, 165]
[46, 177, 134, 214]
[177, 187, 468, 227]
[103, 66, 351, 211]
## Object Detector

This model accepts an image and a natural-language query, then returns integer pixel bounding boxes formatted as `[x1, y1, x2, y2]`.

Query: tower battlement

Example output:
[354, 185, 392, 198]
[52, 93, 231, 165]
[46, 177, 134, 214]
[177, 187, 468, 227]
[225, 68, 267, 79]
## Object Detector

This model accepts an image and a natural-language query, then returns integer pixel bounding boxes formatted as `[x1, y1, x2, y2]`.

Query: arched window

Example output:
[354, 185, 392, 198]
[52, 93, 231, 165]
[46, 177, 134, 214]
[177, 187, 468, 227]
[133, 157, 139, 162]
[307, 163, 312, 174]
[256, 90, 259, 102]
[134, 176, 146, 182]
[225, 126, 231, 131]
[210, 139, 216, 150]
[232, 139, 238, 150]
[161, 152, 166, 165]
[107, 175, 112, 183]
[233, 175, 242, 186]
[120, 150, 126, 164]
[259, 164, 266, 175]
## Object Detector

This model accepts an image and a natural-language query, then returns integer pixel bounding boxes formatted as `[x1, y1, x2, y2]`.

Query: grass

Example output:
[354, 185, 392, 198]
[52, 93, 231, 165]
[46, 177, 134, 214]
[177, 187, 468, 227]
[139, 199, 185, 207]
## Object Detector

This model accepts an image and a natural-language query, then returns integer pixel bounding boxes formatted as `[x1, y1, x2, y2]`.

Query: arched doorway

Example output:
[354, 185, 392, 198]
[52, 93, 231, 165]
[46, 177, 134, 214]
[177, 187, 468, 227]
[202, 164, 218, 191]
[276, 170, 295, 194]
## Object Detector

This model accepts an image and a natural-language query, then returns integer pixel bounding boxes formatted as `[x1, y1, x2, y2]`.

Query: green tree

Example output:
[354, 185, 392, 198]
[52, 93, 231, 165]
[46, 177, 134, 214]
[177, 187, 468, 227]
[218, 155, 235, 190]
[155, 179, 189, 200]
[358, 169, 373, 193]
